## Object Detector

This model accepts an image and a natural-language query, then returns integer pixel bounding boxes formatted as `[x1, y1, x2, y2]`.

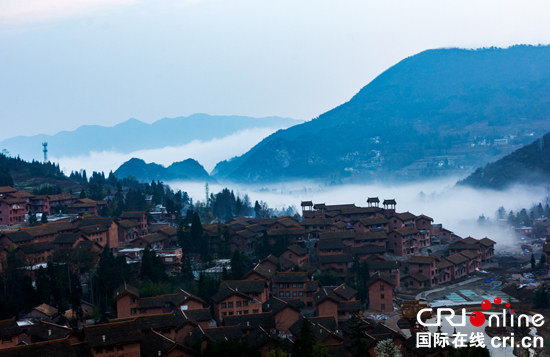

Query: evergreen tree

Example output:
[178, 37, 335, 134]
[373, 339, 402, 357]
[540, 252, 547, 268]
[28, 212, 37, 226]
[531, 253, 536, 270]
[140, 247, 166, 283]
[292, 318, 315, 357]
[41, 212, 48, 223]
[36, 266, 51, 305]
[0, 166, 14, 187]
[348, 314, 369, 357]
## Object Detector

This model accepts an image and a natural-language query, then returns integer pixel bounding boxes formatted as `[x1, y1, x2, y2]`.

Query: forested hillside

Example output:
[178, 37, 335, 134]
[213, 45, 550, 183]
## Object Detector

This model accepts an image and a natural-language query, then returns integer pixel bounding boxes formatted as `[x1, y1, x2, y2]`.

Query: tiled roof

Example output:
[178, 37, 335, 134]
[274, 272, 309, 284]
[27, 321, 71, 341]
[0, 338, 76, 357]
[367, 260, 400, 270]
[300, 218, 334, 226]
[460, 236, 479, 244]
[460, 250, 480, 260]
[267, 228, 305, 236]
[316, 239, 345, 250]
[113, 283, 140, 300]
[2, 231, 34, 243]
[262, 297, 303, 315]
[0, 186, 17, 194]
[479, 237, 496, 247]
[140, 331, 177, 357]
[392, 226, 419, 236]
[110, 312, 178, 331]
[357, 217, 389, 226]
[333, 283, 357, 301]
[243, 263, 275, 280]
[406, 273, 430, 282]
[355, 231, 388, 241]
[119, 211, 147, 219]
[313, 287, 341, 305]
[407, 256, 437, 265]
[318, 231, 355, 240]
[299, 262, 318, 275]
[436, 260, 454, 269]
[83, 320, 143, 348]
[365, 272, 396, 287]
[242, 326, 271, 348]
[337, 301, 361, 312]
[353, 245, 386, 255]
[304, 281, 321, 292]
[284, 244, 308, 256]
[203, 325, 243, 342]
[0, 318, 21, 338]
[18, 242, 55, 255]
[445, 253, 469, 265]
[34, 303, 58, 316]
[211, 281, 266, 303]
[184, 308, 212, 323]
[78, 225, 108, 235]
[415, 214, 434, 222]
[223, 312, 275, 331]
[318, 254, 353, 264]
[331, 221, 348, 228]
[139, 233, 167, 244]
[117, 220, 140, 229]
[22, 222, 75, 237]
[158, 226, 178, 237]
[394, 212, 417, 221]
[245, 224, 266, 233]
[448, 243, 479, 251]
[52, 233, 82, 245]
[234, 229, 256, 239]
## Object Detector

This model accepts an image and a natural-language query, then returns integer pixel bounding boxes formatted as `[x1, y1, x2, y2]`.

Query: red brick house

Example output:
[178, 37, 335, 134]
[367, 259, 401, 289]
[29, 195, 51, 215]
[80, 320, 143, 357]
[353, 231, 388, 248]
[18, 242, 55, 265]
[117, 219, 141, 243]
[445, 253, 469, 280]
[74, 217, 120, 249]
[67, 198, 99, 216]
[120, 211, 148, 235]
[0, 317, 21, 349]
[0, 186, 17, 197]
[388, 226, 421, 255]
[318, 254, 353, 277]
[401, 273, 430, 289]
[280, 244, 310, 266]
[366, 273, 395, 312]
[262, 297, 303, 333]
[242, 263, 276, 285]
[353, 217, 389, 233]
[407, 256, 438, 287]
[0, 197, 27, 226]
[48, 193, 76, 214]
[274, 272, 312, 300]
[211, 280, 269, 322]
[435, 259, 453, 284]
[316, 239, 345, 256]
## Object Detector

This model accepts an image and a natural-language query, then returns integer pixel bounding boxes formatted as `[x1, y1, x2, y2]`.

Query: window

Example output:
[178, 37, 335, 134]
[140, 308, 147, 313]
[228, 302, 233, 308]
[285, 284, 289, 288]
[2, 337, 11, 343]
[243, 301, 248, 306]
[253, 309, 259, 313]
[279, 292, 284, 297]
[222, 303, 226, 308]
[244, 310, 249, 314]
[117, 346, 124, 351]
[381, 294, 385, 299]
[293, 292, 297, 297]
[381, 304, 385, 309]
[307, 292, 312, 297]
[299, 283, 303, 288]
[307, 302, 313, 307]
[223, 312, 227, 316]
[236, 301, 241, 307]
[106, 347, 114, 352]
[299, 292, 303, 297]
[237, 311, 242, 315]
[131, 298, 135, 304]
[228, 312, 233, 315]
[380, 285, 384, 291]
[293, 284, 296, 288]
[131, 308, 136, 315]
[285, 292, 290, 297]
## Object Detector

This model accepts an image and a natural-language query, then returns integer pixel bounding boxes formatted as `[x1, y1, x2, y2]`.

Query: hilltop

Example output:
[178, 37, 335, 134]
[458, 132, 550, 189]
[114, 158, 211, 183]
[213, 45, 550, 183]
[0, 114, 301, 161]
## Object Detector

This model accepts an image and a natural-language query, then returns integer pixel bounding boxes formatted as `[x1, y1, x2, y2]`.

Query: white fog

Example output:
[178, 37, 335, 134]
[168, 177, 548, 250]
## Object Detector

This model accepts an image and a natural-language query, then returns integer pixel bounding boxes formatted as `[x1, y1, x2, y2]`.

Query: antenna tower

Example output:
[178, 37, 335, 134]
[42, 142, 48, 162]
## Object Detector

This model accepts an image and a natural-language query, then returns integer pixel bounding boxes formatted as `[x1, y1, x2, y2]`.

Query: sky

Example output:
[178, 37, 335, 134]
[2, 0, 550, 142]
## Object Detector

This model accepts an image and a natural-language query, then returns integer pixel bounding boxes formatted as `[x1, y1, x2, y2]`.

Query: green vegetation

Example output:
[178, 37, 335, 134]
[213, 45, 550, 183]
[114, 157, 211, 182]
[460, 132, 550, 189]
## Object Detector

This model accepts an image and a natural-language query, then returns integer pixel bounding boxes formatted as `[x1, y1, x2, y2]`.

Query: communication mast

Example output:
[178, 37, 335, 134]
[42, 142, 48, 162]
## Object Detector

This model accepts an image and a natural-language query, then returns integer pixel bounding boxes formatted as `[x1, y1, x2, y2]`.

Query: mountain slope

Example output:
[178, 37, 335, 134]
[213, 45, 550, 182]
[0, 114, 301, 161]
[114, 158, 211, 183]
[458, 133, 550, 189]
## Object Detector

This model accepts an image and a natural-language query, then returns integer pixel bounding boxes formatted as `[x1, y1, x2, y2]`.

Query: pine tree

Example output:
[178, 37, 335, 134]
[293, 318, 315, 357]
[540, 253, 547, 268]
[531, 253, 536, 270]
[41, 212, 48, 223]
[28, 212, 37, 226]
[348, 315, 369, 357]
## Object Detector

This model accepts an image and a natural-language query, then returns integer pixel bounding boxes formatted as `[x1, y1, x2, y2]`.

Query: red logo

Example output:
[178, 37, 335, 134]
[470, 297, 507, 327]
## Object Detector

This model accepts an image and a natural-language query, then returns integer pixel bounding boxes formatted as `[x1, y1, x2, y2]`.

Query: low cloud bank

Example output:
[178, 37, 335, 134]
[168, 177, 546, 247]
[51, 127, 281, 175]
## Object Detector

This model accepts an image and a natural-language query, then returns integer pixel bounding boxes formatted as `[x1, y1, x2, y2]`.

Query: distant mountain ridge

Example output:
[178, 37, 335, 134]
[0, 114, 301, 161]
[114, 158, 212, 183]
[213, 45, 550, 183]
[458, 132, 550, 189]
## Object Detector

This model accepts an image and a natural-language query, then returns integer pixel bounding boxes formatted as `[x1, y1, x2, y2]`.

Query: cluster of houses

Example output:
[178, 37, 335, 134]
[0, 188, 501, 356]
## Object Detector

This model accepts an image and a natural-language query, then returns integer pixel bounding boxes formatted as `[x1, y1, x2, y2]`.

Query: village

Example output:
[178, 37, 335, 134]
[0, 184, 550, 357]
